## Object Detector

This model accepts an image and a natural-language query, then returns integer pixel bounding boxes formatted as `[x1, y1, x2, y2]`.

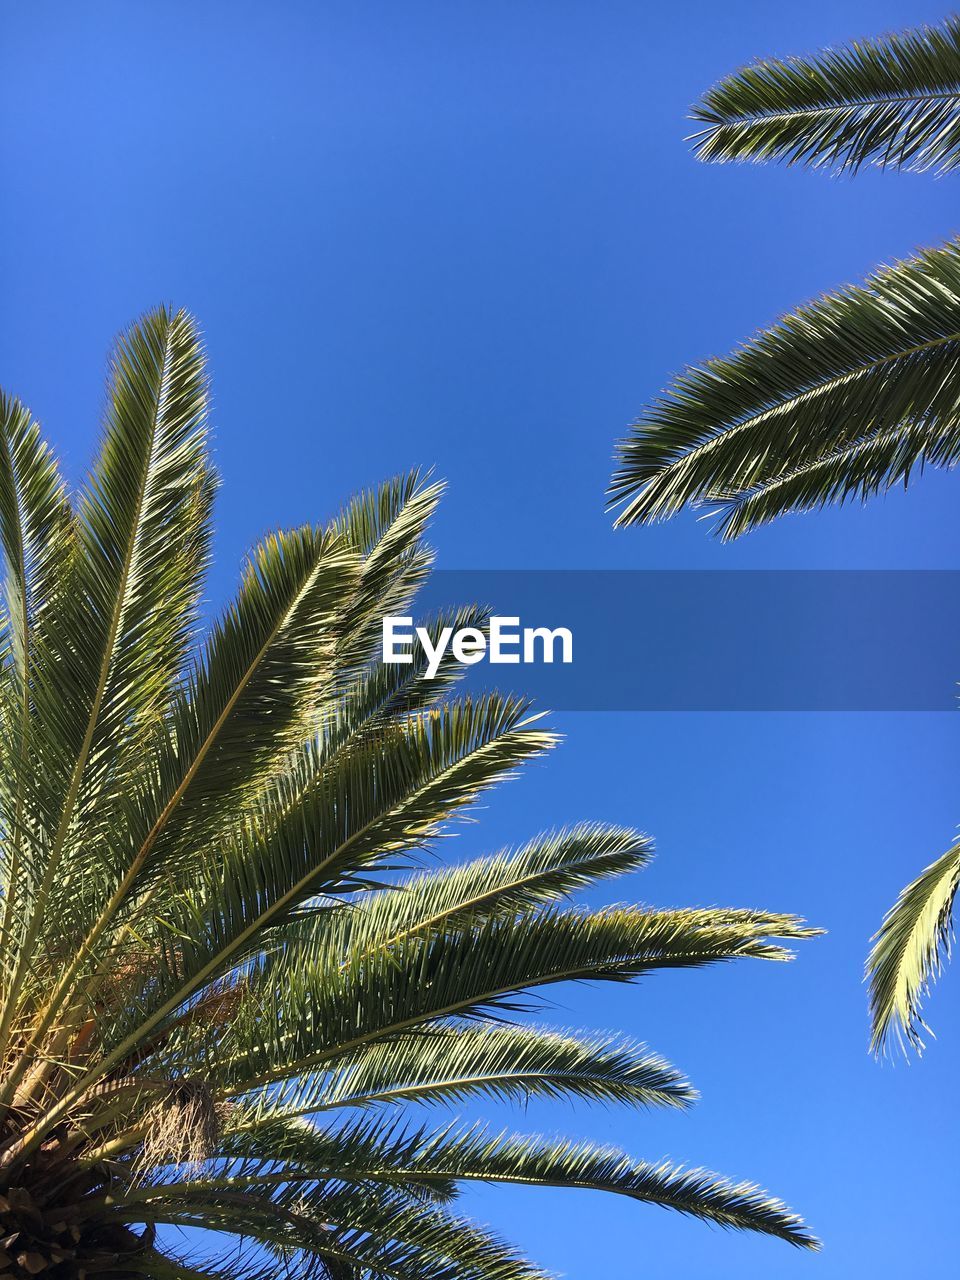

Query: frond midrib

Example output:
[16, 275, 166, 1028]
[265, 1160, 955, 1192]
[630, 327, 960, 479]
[225, 941, 772, 1095]
[694, 86, 960, 129]
[0, 325, 178, 1107]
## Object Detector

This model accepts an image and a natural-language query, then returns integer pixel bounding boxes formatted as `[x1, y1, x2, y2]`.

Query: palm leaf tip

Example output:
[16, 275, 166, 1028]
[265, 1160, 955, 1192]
[867, 842, 960, 1057]
[690, 14, 960, 175]
[639, 1161, 819, 1249]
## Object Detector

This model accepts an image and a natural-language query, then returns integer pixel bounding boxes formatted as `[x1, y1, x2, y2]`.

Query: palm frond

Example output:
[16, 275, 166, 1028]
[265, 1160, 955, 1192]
[215, 1114, 818, 1248]
[145, 1182, 548, 1280]
[17, 305, 211, 877]
[0, 309, 820, 1277]
[331, 471, 442, 666]
[609, 238, 960, 536]
[201, 905, 815, 1095]
[73, 305, 211, 757]
[137, 472, 444, 873]
[0, 392, 71, 688]
[867, 841, 960, 1056]
[333, 824, 654, 955]
[243, 1023, 695, 1113]
[692, 14, 960, 174]
[652, 15, 960, 1068]
[0, 307, 210, 1094]
[78, 696, 556, 1080]
[0, 394, 71, 972]
[161, 523, 358, 829]
[8, 522, 359, 1085]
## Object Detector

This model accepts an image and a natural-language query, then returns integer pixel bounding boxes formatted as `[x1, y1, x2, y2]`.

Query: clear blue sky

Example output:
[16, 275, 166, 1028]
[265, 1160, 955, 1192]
[2, 3, 959, 1276]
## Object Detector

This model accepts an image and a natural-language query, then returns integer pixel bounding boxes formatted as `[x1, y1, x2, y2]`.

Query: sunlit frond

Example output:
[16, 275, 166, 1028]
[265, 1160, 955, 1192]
[621, 11, 960, 1059]
[241, 1023, 695, 1114]
[692, 14, 960, 175]
[609, 240, 960, 536]
[0, 310, 818, 1279]
[215, 1114, 819, 1248]
[868, 841, 960, 1056]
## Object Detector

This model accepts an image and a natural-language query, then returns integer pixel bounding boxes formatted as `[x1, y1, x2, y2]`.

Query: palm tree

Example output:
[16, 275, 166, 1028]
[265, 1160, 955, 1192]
[0, 308, 817, 1280]
[607, 13, 960, 1058]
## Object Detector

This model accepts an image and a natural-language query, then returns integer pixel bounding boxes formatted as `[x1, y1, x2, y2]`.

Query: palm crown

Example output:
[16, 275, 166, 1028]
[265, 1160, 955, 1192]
[607, 13, 960, 1058]
[0, 309, 817, 1280]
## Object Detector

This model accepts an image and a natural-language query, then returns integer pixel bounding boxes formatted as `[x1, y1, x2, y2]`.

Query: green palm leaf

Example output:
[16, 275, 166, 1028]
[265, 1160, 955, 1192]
[0, 393, 70, 688]
[609, 239, 960, 536]
[616, 11, 960, 1057]
[0, 394, 71, 973]
[270, 1023, 695, 1112]
[209, 1114, 817, 1248]
[867, 841, 960, 1055]
[146, 1182, 548, 1280]
[70, 305, 211, 767]
[0, 310, 819, 1279]
[0, 307, 211, 1095]
[205, 905, 813, 1085]
[691, 14, 960, 175]
[333, 824, 655, 953]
